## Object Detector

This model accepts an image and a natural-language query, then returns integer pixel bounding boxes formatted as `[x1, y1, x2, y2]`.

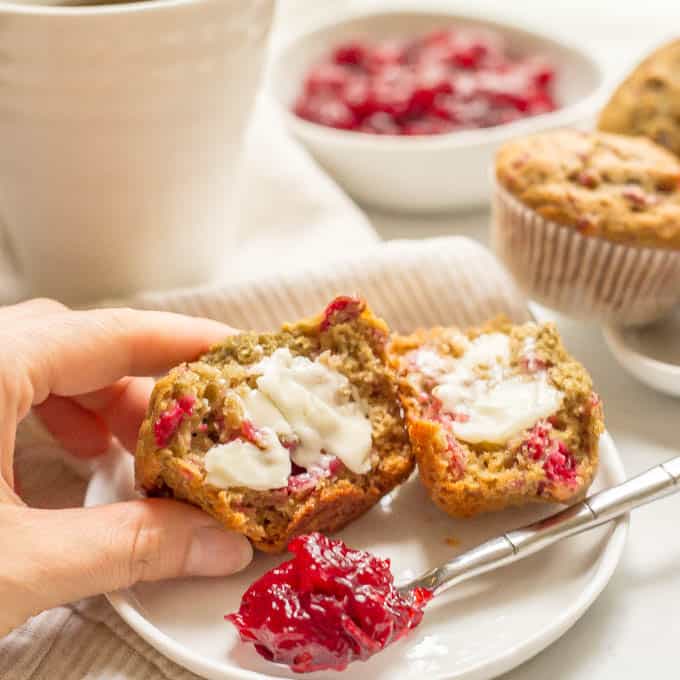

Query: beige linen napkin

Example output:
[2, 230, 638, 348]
[4, 235, 528, 680]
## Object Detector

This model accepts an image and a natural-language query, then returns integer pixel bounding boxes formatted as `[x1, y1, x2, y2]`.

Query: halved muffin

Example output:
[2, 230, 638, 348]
[388, 318, 603, 517]
[136, 296, 414, 553]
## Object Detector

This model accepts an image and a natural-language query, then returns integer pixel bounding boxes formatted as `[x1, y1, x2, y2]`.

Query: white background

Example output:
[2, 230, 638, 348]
[277, 3, 680, 679]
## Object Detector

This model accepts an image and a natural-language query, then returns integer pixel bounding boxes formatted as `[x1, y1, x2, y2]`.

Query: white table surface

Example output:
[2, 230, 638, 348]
[276, 1, 680, 677]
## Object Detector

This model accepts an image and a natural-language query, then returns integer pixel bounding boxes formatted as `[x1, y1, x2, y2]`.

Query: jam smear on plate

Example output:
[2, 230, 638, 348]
[294, 26, 557, 135]
[226, 533, 432, 673]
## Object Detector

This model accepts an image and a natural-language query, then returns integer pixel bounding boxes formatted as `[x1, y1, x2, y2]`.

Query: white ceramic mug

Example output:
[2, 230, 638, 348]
[0, 0, 275, 304]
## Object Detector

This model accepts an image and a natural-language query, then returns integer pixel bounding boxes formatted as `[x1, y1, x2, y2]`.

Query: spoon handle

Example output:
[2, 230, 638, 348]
[399, 455, 680, 596]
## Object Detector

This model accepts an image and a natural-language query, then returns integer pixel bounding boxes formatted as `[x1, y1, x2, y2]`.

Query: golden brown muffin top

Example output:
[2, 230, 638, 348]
[495, 129, 680, 249]
[598, 39, 680, 157]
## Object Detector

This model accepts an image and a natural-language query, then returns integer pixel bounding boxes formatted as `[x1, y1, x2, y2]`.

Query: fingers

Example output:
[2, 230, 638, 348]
[1, 500, 253, 635]
[36, 377, 156, 455]
[0, 297, 68, 322]
[82, 378, 155, 453]
[0, 377, 18, 488]
[33, 396, 112, 458]
[9, 307, 235, 409]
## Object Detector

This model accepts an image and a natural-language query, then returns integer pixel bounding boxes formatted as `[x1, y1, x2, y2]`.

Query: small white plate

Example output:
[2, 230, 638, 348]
[604, 309, 680, 398]
[85, 433, 626, 680]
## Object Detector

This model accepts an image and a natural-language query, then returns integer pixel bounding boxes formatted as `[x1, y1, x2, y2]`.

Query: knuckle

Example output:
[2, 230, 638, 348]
[108, 307, 137, 327]
[0, 507, 45, 633]
[122, 503, 165, 586]
[29, 298, 69, 314]
[84, 306, 137, 335]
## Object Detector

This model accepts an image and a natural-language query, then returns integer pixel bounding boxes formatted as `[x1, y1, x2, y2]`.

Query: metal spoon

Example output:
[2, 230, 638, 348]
[398, 456, 680, 597]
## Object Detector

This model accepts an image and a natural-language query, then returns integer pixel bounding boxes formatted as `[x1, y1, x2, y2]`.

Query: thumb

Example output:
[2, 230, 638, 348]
[3, 500, 253, 633]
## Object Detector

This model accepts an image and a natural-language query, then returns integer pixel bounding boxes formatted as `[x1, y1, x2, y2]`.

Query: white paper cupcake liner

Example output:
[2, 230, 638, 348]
[491, 180, 680, 326]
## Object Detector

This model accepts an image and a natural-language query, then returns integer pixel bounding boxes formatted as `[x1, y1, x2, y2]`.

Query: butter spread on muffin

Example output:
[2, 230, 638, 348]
[388, 318, 603, 517]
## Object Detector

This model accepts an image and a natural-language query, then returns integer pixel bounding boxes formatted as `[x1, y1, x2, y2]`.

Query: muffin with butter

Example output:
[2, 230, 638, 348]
[388, 318, 603, 517]
[493, 129, 680, 326]
[136, 296, 413, 553]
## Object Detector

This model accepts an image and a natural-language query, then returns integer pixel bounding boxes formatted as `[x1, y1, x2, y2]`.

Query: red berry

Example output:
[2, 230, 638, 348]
[153, 395, 195, 447]
[410, 62, 454, 114]
[452, 42, 488, 69]
[320, 295, 366, 331]
[295, 94, 358, 130]
[240, 419, 263, 446]
[303, 63, 350, 96]
[342, 75, 376, 117]
[543, 442, 578, 486]
[360, 112, 400, 135]
[402, 115, 455, 136]
[527, 59, 555, 87]
[423, 28, 455, 48]
[365, 39, 407, 73]
[333, 41, 366, 67]
[372, 67, 416, 117]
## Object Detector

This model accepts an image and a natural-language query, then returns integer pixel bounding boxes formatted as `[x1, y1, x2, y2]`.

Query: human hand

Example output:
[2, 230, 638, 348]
[0, 299, 253, 636]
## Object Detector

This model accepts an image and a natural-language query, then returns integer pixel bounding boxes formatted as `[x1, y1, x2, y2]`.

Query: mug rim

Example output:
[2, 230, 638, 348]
[0, 0, 200, 15]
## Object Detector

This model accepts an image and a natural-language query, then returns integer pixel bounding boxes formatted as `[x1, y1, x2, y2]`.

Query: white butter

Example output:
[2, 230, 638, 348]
[413, 349, 448, 376]
[433, 334, 511, 402]
[253, 348, 372, 474]
[450, 375, 563, 444]
[204, 429, 291, 491]
[240, 388, 292, 436]
[432, 333, 564, 445]
[203, 349, 373, 491]
[458, 333, 511, 374]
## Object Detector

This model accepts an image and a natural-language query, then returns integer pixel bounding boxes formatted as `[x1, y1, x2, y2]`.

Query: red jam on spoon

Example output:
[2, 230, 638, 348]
[226, 533, 432, 673]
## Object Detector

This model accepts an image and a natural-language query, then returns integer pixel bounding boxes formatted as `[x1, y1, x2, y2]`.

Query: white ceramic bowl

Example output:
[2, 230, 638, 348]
[270, 11, 605, 214]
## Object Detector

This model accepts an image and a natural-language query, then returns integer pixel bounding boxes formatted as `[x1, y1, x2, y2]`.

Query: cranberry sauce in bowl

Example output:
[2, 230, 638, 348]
[270, 11, 603, 211]
[293, 26, 557, 136]
[227, 533, 432, 673]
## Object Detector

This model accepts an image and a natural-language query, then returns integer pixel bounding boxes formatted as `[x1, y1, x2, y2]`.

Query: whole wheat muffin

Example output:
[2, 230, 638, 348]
[599, 39, 680, 157]
[388, 318, 603, 517]
[136, 296, 414, 553]
[495, 128, 680, 249]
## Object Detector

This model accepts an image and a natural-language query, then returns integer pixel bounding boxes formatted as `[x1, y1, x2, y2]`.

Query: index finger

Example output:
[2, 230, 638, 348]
[10, 307, 236, 406]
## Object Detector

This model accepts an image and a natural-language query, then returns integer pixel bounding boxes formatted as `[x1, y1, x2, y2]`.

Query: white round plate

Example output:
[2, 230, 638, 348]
[604, 311, 680, 398]
[85, 433, 626, 680]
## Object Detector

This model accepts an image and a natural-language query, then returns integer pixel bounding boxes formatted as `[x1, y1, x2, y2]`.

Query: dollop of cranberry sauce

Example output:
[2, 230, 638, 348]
[294, 27, 557, 135]
[227, 533, 432, 673]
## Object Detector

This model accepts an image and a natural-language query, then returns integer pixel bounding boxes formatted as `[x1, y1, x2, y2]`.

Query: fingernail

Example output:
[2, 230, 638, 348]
[185, 527, 253, 577]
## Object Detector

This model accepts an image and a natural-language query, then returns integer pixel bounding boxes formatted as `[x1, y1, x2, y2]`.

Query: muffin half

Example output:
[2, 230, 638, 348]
[136, 296, 414, 553]
[388, 318, 603, 517]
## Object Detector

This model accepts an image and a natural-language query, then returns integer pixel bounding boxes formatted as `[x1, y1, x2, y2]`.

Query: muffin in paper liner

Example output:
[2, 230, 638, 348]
[492, 180, 680, 326]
